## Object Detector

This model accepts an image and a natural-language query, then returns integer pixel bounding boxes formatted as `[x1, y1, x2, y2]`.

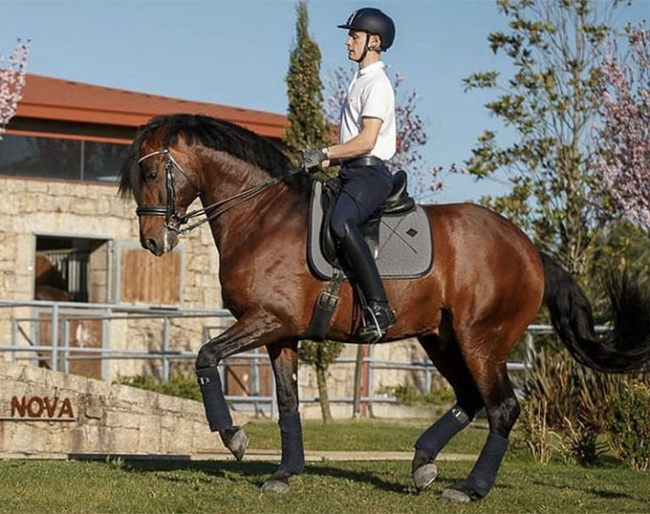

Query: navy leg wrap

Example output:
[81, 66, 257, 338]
[415, 406, 471, 459]
[196, 367, 233, 432]
[465, 432, 509, 497]
[279, 411, 304, 474]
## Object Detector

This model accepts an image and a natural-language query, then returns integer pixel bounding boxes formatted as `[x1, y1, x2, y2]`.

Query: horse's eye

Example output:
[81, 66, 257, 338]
[143, 169, 157, 181]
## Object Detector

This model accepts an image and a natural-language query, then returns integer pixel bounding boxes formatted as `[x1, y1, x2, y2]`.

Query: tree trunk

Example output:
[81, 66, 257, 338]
[316, 347, 333, 423]
[352, 344, 364, 418]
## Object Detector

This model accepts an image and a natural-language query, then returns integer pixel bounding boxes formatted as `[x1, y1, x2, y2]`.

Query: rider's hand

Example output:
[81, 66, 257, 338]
[301, 148, 328, 172]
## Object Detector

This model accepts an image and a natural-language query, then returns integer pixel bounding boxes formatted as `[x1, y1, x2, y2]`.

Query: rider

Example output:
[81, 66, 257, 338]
[302, 7, 397, 342]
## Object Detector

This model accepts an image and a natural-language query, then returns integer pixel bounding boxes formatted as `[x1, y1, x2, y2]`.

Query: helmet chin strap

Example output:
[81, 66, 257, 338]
[354, 33, 381, 63]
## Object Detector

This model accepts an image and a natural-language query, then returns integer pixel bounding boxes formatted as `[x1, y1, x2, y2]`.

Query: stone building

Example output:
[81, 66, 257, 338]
[0, 74, 434, 419]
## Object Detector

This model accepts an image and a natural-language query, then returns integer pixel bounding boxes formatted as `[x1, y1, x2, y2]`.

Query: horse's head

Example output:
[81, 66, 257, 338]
[120, 113, 311, 256]
[119, 126, 201, 257]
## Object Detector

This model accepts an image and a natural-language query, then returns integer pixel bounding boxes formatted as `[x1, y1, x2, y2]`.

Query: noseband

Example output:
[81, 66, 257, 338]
[135, 148, 284, 235]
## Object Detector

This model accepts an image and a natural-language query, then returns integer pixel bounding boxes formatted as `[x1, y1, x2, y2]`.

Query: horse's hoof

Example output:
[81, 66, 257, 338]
[441, 488, 471, 503]
[229, 427, 249, 461]
[261, 479, 290, 494]
[412, 463, 438, 491]
[441, 483, 480, 503]
[221, 426, 249, 461]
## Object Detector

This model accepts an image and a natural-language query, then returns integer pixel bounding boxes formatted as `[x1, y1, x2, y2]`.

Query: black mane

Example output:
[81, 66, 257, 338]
[118, 113, 311, 198]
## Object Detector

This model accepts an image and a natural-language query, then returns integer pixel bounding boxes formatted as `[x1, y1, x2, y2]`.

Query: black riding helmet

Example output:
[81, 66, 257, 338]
[337, 7, 395, 51]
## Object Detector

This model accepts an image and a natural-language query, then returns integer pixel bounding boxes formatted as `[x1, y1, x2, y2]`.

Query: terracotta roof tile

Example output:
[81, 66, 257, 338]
[16, 74, 289, 138]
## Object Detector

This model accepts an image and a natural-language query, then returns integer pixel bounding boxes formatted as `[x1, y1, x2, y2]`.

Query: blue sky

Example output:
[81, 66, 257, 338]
[2, 0, 648, 203]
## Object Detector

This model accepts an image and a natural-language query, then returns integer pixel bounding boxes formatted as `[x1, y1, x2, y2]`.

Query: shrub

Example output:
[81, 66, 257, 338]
[117, 373, 201, 402]
[607, 380, 650, 471]
[378, 384, 455, 407]
[516, 396, 557, 464]
[117, 374, 161, 392]
[161, 374, 202, 401]
[556, 416, 607, 466]
[518, 347, 628, 464]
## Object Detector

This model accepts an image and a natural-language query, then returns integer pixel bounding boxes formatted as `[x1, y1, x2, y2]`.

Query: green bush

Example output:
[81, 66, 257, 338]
[607, 380, 650, 471]
[161, 374, 202, 401]
[378, 384, 455, 407]
[117, 374, 161, 392]
[117, 373, 201, 402]
[518, 348, 627, 465]
[516, 396, 557, 464]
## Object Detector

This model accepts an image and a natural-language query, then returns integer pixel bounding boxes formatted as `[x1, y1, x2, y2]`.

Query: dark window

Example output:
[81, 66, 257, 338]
[83, 140, 129, 182]
[0, 134, 128, 183]
[0, 134, 81, 180]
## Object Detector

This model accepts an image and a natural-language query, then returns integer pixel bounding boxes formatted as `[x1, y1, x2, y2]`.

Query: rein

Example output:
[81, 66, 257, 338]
[136, 148, 301, 235]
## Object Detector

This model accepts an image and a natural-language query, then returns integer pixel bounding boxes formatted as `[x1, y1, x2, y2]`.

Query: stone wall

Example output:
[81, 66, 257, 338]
[0, 360, 248, 458]
[0, 176, 221, 308]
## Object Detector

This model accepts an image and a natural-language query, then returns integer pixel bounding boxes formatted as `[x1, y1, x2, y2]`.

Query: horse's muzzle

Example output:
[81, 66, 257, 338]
[140, 227, 178, 257]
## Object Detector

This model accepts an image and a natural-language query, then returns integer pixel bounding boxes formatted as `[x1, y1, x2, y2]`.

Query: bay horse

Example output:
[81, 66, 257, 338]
[119, 113, 650, 502]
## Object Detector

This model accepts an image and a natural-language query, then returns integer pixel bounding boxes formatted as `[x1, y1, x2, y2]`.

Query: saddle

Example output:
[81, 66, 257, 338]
[304, 171, 433, 340]
[319, 170, 416, 268]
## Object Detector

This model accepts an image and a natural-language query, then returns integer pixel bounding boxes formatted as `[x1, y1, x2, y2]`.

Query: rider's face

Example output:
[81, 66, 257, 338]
[345, 30, 381, 62]
[345, 30, 367, 61]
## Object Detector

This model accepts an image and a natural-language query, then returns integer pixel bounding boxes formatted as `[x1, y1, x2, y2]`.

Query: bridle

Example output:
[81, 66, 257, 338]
[135, 148, 289, 235]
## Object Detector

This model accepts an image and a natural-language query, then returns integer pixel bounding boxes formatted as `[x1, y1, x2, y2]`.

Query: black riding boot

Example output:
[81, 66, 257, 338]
[339, 222, 396, 342]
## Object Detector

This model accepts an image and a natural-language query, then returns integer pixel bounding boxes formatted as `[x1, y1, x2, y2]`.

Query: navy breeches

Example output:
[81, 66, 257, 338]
[330, 163, 393, 240]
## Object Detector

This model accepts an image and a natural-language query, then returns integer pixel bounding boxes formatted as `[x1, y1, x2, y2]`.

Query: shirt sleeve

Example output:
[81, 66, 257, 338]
[359, 76, 394, 122]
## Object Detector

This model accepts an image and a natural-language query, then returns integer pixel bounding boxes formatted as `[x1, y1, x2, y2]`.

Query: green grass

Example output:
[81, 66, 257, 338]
[0, 420, 647, 514]
[245, 417, 487, 454]
[1, 458, 647, 514]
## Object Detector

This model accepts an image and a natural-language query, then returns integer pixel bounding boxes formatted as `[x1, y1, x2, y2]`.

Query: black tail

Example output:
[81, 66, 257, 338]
[540, 252, 650, 373]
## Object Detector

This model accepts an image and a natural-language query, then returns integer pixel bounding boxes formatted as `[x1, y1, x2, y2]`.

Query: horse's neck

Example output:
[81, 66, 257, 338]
[199, 158, 303, 252]
[207, 183, 304, 256]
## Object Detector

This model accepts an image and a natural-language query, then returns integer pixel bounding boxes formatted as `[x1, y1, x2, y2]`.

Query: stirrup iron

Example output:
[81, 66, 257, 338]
[357, 296, 396, 343]
[360, 304, 384, 343]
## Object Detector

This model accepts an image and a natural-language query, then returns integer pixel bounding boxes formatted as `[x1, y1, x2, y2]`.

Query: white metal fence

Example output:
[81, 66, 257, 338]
[0, 299, 553, 418]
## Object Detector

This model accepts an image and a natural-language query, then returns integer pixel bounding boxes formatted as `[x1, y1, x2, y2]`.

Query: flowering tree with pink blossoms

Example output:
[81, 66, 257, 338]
[595, 25, 649, 230]
[0, 38, 30, 140]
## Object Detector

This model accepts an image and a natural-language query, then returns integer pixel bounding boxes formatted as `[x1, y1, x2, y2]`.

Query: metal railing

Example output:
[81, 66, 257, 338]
[1, 299, 230, 379]
[0, 299, 549, 417]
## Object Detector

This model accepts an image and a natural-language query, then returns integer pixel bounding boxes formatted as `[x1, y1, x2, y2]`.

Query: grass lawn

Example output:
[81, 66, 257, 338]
[0, 419, 646, 514]
[244, 417, 488, 454]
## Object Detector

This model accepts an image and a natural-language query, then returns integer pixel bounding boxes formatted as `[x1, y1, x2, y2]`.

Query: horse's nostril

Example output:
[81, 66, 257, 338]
[144, 237, 159, 254]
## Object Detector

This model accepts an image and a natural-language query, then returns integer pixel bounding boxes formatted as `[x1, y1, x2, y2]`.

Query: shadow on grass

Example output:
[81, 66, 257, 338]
[93, 458, 454, 495]
[130, 461, 408, 493]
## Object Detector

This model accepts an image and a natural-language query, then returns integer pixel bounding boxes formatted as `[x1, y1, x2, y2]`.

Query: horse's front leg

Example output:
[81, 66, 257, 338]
[261, 339, 304, 493]
[194, 310, 286, 461]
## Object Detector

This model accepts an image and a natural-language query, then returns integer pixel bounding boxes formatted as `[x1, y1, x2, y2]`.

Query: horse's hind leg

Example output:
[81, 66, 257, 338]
[261, 338, 304, 493]
[412, 332, 484, 492]
[441, 331, 521, 503]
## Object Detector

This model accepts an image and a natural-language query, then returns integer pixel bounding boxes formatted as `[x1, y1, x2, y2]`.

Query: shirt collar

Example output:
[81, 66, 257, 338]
[358, 61, 386, 76]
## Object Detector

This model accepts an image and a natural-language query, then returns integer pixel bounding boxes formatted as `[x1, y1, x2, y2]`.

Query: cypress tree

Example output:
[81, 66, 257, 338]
[283, 0, 331, 162]
[284, 0, 342, 423]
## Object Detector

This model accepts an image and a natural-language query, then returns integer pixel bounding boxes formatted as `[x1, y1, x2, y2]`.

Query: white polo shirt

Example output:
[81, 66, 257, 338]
[339, 61, 396, 162]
